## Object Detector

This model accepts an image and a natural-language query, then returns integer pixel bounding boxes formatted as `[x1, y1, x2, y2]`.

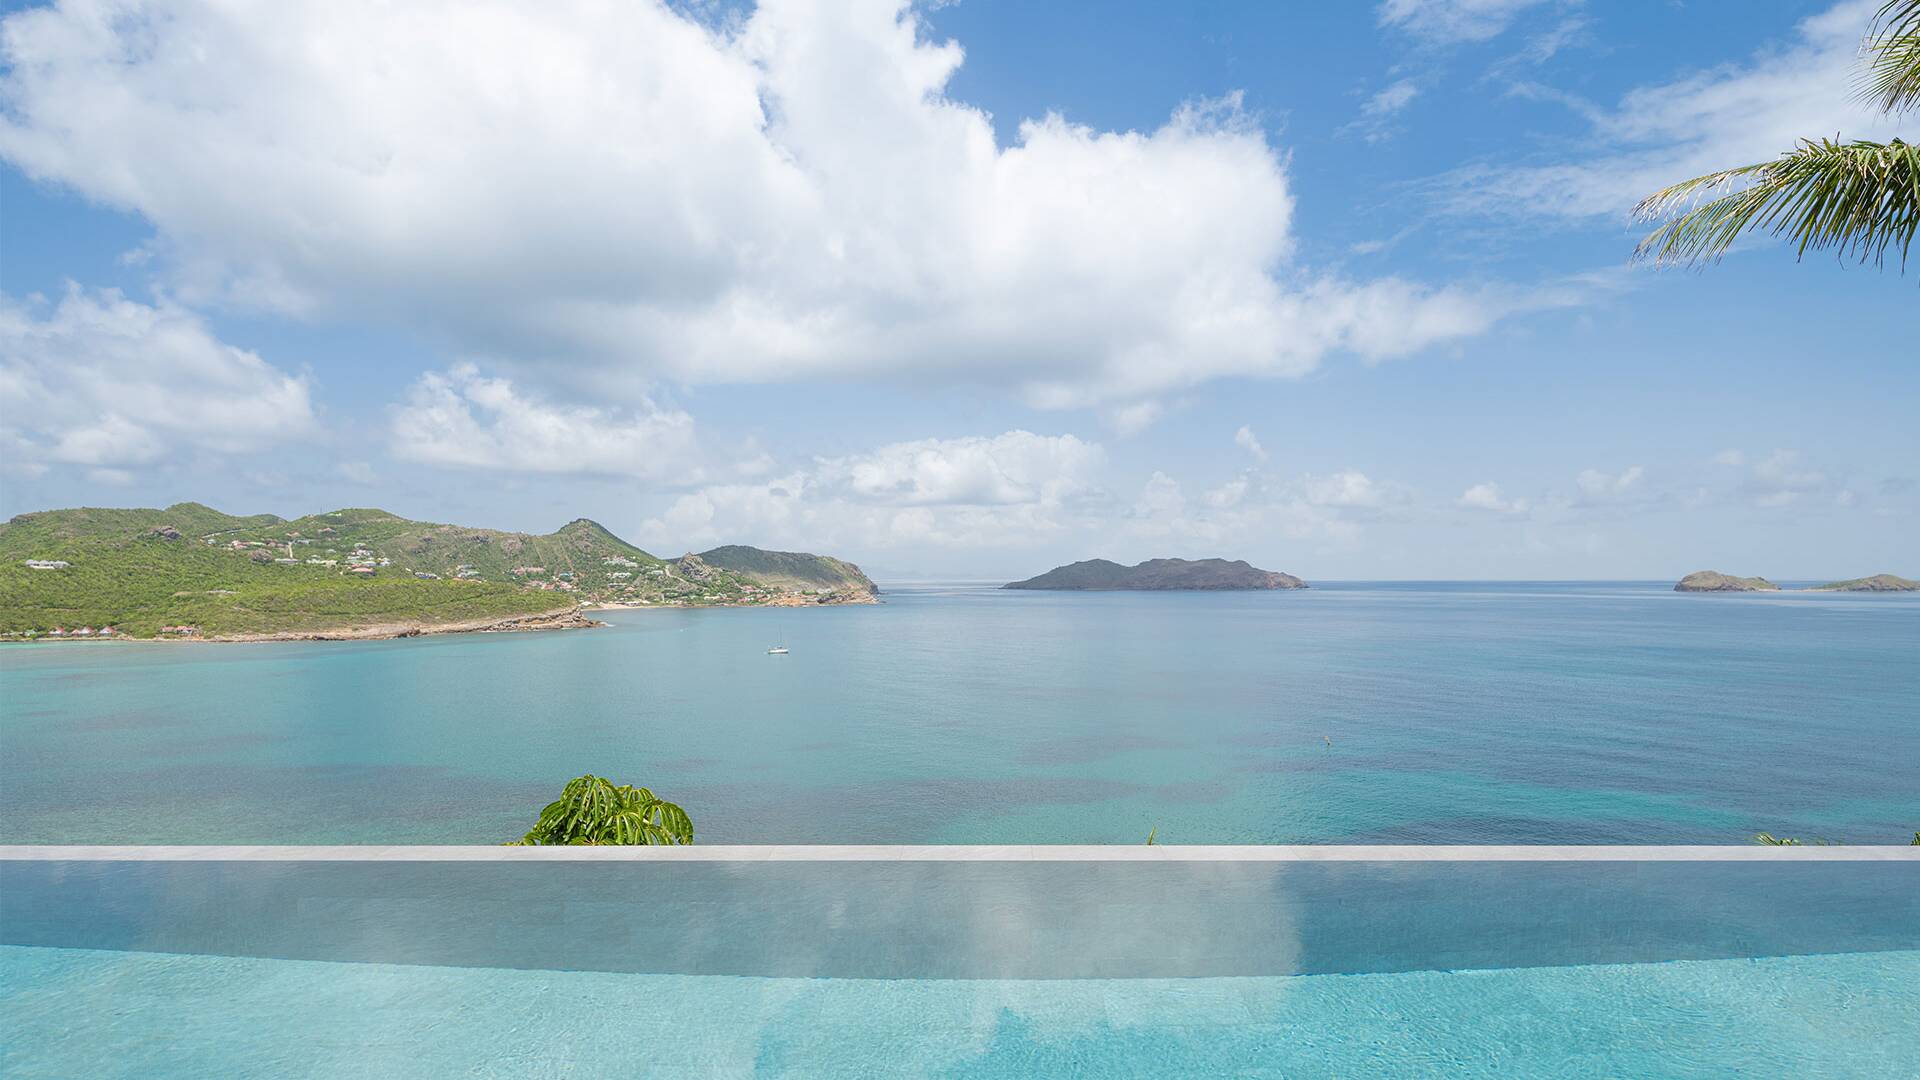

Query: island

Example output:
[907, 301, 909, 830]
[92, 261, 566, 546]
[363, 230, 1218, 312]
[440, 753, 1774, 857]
[1806, 574, 1919, 592]
[1674, 571, 1780, 592]
[1004, 557, 1306, 591]
[1673, 570, 1917, 593]
[0, 503, 875, 641]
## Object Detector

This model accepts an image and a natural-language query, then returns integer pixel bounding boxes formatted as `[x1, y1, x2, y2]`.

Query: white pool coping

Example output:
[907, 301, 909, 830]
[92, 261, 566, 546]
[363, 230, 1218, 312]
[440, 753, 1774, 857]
[2, 845, 1915, 862]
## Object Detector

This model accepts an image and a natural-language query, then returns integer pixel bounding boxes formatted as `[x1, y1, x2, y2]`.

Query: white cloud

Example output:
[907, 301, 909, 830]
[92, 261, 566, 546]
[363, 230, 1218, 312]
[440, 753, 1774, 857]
[389, 364, 695, 477]
[1364, 79, 1423, 117]
[1378, 0, 1562, 44]
[1106, 401, 1165, 436]
[1444, 1, 1900, 221]
[1304, 470, 1385, 508]
[1343, 78, 1423, 143]
[819, 430, 1103, 506]
[0, 286, 314, 472]
[636, 430, 1103, 552]
[1576, 464, 1643, 498]
[1746, 449, 1830, 508]
[0, 0, 1554, 409]
[1456, 481, 1527, 513]
[1202, 477, 1250, 509]
[1234, 425, 1268, 461]
[1124, 469, 1367, 547]
[1713, 449, 1746, 467]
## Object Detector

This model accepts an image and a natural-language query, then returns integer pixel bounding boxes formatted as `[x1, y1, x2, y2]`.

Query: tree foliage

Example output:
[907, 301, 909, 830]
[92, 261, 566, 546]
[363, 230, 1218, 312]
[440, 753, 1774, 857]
[1634, 1, 1919, 271]
[517, 775, 694, 845]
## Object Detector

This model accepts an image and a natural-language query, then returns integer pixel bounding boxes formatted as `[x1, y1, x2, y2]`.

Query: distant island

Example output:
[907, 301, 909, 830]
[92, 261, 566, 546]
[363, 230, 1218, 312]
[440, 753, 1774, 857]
[0, 503, 876, 642]
[1675, 570, 1916, 593]
[1004, 558, 1306, 591]
[1674, 571, 1780, 593]
[1806, 574, 1918, 592]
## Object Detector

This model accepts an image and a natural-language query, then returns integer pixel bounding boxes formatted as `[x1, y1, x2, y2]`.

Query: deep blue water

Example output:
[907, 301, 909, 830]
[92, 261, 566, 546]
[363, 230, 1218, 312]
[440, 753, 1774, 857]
[2, 582, 1915, 843]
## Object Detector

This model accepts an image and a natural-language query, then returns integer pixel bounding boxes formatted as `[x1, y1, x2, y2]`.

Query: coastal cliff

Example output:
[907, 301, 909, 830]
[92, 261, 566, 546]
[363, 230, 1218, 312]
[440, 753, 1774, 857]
[1005, 558, 1307, 591]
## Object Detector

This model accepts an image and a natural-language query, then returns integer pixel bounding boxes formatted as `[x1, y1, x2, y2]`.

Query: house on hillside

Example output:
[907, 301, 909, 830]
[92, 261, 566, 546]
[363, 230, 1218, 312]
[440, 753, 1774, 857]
[23, 559, 70, 570]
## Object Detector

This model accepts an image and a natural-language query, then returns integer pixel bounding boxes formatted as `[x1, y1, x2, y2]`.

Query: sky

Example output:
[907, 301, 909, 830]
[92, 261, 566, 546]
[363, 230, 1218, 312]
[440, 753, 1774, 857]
[0, 0, 1914, 581]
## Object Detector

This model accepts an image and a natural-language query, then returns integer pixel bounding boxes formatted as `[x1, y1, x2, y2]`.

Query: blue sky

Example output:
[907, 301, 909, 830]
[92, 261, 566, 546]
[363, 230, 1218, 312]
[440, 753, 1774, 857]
[1, 0, 1914, 579]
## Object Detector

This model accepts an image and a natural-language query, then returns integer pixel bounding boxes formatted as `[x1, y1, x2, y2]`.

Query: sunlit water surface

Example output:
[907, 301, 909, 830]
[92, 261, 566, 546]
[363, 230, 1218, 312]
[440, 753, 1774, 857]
[3, 582, 1915, 843]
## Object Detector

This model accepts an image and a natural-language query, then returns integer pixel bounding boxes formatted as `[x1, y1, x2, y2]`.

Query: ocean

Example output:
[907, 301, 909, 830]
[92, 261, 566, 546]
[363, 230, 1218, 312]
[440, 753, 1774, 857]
[2, 582, 1915, 844]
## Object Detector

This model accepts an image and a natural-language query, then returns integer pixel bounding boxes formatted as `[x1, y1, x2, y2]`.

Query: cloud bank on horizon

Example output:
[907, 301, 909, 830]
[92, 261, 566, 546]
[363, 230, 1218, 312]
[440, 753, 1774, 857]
[0, 0, 1911, 576]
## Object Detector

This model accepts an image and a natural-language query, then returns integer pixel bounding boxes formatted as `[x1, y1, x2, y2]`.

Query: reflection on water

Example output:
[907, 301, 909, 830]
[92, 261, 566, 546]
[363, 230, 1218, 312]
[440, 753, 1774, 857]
[4, 858, 1915, 977]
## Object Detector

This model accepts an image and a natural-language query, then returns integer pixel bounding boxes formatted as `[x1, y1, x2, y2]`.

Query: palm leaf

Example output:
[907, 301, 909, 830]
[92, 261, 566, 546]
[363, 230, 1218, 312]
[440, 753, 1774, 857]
[1632, 138, 1920, 270]
[1861, 0, 1920, 114]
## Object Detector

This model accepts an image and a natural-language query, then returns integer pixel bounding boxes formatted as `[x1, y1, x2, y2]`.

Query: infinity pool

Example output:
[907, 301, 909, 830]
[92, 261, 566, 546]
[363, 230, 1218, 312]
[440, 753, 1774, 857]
[3, 848, 1916, 1077]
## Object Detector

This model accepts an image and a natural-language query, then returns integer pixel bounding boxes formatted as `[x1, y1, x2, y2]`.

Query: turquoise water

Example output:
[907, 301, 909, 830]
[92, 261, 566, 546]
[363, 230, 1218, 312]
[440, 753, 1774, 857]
[4, 946, 1916, 1077]
[4, 855, 1915, 1075]
[2, 582, 1916, 843]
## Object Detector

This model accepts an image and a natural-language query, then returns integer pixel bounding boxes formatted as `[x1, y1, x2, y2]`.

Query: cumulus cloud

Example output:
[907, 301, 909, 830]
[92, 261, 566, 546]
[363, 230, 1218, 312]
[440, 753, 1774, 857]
[0, 0, 1557, 409]
[0, 286, 313, 473]
[1234, 425, 1268, 461]
[1576, 464, 1644, 499]
[1456, 481, 1527, 513]
[1442, 1, 1900, 221]
[1304, 470, 1385, 508]
[819, 430, 1104, 506]
[636, 430, 1103, 551]
[1745, 449, 1830, 508]
[1124, 469, 1369, 547]
[1378, 0, 1563, 45]
[389, 364, 695, 477]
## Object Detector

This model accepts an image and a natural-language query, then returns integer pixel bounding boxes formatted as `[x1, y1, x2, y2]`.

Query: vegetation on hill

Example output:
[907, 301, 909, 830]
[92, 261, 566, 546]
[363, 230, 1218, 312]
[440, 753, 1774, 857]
[0, 504, 566, 638]
[696, 544, 877, 596]
[1673, 571, 1780, 593]
[1004, 557, 1307, 591]
[1, 503, 878, 639]
[1806, 574, 1919, 592]
[515, 775, 693, 845]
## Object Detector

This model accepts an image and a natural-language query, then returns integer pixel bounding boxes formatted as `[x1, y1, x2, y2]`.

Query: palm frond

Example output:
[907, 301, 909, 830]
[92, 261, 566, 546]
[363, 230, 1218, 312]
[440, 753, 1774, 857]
[1632, 138, 1920, 270]
[1861, 0, 1920, 114]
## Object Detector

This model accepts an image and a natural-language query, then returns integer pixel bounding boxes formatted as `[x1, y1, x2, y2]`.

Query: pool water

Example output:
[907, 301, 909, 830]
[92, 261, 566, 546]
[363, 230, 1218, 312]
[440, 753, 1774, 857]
[3, 945, 1916, 1078]
[2, 853, 1915, 1076]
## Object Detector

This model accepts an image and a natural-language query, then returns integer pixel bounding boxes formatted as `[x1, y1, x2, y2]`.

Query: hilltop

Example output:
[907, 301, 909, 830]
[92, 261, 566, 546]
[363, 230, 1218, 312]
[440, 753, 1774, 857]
[697, 545, 877, 598]
[1004, 558, 1307, 591]
[0, 504, 875, 640]
[1673, 571, 1780, 593]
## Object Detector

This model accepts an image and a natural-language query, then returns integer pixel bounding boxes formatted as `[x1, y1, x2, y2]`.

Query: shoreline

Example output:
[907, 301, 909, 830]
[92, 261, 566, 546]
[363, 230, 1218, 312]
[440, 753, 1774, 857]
[3, 592, 884, 645]
[4, 606, 600, 644]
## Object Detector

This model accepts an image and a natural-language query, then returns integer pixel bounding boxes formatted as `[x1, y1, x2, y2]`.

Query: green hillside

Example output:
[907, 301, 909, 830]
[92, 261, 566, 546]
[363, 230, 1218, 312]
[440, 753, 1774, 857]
[2, 504, 878, 639]
[697, 545, 877, 595]
[0, 505, 562, 638]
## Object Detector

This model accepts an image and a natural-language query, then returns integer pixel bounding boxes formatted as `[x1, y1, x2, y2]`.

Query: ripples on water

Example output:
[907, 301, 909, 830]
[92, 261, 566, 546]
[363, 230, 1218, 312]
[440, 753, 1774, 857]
[1, 582, 1915, 843]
